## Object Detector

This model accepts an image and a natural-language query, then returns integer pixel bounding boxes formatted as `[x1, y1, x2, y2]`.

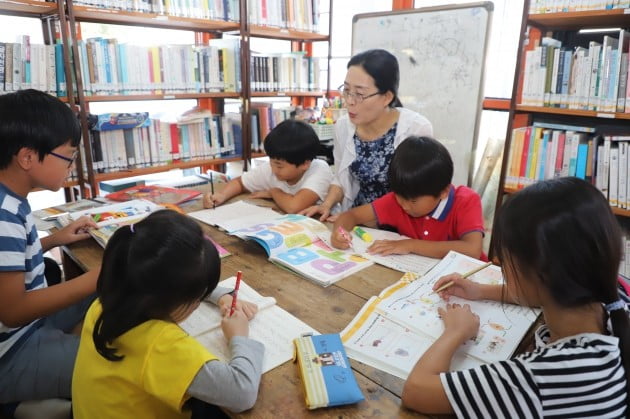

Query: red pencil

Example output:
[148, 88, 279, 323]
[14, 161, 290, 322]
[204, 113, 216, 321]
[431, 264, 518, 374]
[229, 271, 242, 316]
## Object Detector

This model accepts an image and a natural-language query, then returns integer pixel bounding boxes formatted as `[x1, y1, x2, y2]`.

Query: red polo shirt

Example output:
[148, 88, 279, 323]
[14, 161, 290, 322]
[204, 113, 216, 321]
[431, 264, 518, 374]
[372, 186, 486, 259]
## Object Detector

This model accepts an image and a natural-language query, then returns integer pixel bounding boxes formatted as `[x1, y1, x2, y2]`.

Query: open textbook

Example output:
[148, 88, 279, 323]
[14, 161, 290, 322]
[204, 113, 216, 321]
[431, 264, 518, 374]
[32, 199, 107, 231]
[230, 214, 374, 287]
[188, 201, 280, 233]
[341, 251, 541, 379]
[58, 199, 161, 248]
[179, 276, 317, 373]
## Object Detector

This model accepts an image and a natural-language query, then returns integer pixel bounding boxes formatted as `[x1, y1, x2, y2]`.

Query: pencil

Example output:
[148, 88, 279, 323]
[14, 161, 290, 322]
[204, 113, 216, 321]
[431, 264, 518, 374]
[210, 172, 216, 209]
[432, 261, 493, 295]
[229, 270, 242, 316]
[337, 226, 356, 253]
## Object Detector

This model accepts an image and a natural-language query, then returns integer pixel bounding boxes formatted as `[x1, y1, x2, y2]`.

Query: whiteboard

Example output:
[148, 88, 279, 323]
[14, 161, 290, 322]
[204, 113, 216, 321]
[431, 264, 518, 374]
[352, 2, 493, 186]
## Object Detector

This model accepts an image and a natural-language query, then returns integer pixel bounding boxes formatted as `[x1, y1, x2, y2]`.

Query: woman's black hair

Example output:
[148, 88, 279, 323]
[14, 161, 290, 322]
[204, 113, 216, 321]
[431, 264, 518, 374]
[93, 210, 220, 361]
[347, 49, 402, 108]
[493, 177, 630, 407]
[388, 136, 453, 199]
[0, 89, 81, 169]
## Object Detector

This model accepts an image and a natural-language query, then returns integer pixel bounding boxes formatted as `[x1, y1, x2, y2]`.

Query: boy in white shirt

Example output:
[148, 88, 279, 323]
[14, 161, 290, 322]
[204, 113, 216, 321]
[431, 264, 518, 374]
[203, 119, 332, 214]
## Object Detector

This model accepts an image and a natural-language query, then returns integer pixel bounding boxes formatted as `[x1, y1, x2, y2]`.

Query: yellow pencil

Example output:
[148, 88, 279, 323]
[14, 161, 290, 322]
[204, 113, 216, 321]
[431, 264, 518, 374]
[432, 261, 493, 294]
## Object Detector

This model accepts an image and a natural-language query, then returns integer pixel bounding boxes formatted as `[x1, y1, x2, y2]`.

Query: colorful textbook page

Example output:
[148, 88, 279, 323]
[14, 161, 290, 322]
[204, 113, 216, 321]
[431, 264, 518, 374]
[105, 184, 201, 205]
[319, 226, 440, 276]
[32, 199, 106, 231]
[59, 199, 162, 248]
[294, 333, 364, 409]
[179, 277, 317, 373]
[341, 251, 541, 379]
[231, 214, 373, 287]
[188, 201, 280, 233]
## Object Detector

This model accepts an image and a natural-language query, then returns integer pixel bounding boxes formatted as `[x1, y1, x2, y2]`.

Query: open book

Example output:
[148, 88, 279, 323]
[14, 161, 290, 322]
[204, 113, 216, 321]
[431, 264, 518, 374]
[105, 184, 201, 205]
[230, 214, 373, 287]
[179, 276, 317, 373]
[32, 199, 107, 231]
[58, 199, 161, 248]
[188, 200, 280, 233]
[341, 251, 541, 379]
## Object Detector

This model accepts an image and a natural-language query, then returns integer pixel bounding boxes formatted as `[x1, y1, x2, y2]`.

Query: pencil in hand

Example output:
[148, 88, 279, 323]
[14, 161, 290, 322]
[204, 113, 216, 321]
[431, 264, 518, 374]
[229, 270, 242, 316]
[432, 261, 493, 295]
[337, 227, 356, 253]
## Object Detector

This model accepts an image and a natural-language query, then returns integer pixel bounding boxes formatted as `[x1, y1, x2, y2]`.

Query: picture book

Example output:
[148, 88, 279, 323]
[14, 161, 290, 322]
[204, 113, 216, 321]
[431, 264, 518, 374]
[319, 226, 440, 276]
[32, 199, 107, 231]
[231, 214, 374, 287]
[104, 184, 201, 205]
[188, 200, 281, 233]
[294, 333, 364, 409]
[341, 251, 541, 379]
[58, 199, 162, 248]
[179, 276, 317, 373]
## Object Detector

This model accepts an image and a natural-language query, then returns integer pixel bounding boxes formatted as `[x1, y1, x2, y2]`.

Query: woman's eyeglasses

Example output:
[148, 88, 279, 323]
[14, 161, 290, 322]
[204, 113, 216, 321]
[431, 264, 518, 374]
[337, 85, 381, 104]
[49, 150, 79, 168]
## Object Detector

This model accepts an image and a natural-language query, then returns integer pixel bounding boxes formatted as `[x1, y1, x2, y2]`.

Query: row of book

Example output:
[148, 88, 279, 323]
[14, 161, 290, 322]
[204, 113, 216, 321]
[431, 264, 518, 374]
[83, 111, 241, 174]
[72, 0, 240, 21]
[520, 33, 630, 112]
[529, 0, 630, 13]
[76, 37, 241, 96]
[247, 0, 322, 32]
[250, 53, 321, 92]
[504, 122, 630, 210]
[0, 38, 66, 97]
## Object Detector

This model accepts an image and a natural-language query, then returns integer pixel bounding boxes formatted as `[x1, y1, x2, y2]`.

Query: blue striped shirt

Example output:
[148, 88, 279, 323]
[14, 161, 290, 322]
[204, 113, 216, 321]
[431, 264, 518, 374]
[0, 182, 47, 359]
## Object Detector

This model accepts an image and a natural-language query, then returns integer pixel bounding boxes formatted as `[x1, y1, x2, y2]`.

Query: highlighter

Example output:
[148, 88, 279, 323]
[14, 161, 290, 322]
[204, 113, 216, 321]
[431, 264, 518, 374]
[353, 226, 373, 243]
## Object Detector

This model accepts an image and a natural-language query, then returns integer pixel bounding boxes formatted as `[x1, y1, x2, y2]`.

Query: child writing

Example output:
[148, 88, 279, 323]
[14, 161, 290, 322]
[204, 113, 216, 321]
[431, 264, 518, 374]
[331, 136, 484, 260]
[402, 177, 629, 417]
[203, 119, 332, 214]
[0, 90, 99, 406]
[72, 210, 263, 417]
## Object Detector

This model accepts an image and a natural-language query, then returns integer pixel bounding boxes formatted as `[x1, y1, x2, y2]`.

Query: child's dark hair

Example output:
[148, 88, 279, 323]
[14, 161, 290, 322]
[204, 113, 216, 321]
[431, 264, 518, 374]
[347, 49, 402, 108]
[263, 119, 320, 166]
[493, 177, 630, 406]
[388, 136, 453, 199]
[0, 89, 81, 169]
[93, 210, 220, 361]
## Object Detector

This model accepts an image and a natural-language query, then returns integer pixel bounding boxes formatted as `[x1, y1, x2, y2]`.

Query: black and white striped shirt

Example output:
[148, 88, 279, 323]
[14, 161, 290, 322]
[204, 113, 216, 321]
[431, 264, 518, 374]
[441, 326, 626, 418]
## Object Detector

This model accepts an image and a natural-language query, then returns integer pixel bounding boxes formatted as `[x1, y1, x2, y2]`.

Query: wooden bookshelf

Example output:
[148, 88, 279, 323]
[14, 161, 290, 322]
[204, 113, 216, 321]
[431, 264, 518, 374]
[0, 0, 56, 17]
[516, 106, 630, 121]
[93, 156, 243, 182]
[528, 9, 630, 30]
[72, 5, 239, 31]
[251, 91, 325, 97]
[81, 92, 240, 102]
[248, 24, 328, 41]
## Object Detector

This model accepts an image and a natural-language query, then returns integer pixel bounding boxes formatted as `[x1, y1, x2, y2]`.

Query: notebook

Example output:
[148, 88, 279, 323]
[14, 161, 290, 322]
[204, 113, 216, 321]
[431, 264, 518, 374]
[341, 251, 541, 379]
[179, 276, 317, 373]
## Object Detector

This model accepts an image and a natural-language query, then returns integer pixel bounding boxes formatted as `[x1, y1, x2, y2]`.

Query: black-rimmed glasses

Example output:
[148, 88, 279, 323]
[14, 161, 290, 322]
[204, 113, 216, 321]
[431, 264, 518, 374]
[338, 85, 381, 104]
[49, 150, 78, 168]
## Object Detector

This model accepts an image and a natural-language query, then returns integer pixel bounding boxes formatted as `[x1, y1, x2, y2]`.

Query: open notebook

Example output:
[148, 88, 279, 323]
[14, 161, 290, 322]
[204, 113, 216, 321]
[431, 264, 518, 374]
[341, 251, 541, 379]
[188, 201, 280, 233]
[230, 214, 373, 287]
[179, 277, 317, 373]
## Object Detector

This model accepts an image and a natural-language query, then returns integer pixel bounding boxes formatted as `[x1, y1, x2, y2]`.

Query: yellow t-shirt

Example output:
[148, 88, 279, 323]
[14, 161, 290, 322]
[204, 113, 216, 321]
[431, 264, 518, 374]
[72, 300, 217, 419]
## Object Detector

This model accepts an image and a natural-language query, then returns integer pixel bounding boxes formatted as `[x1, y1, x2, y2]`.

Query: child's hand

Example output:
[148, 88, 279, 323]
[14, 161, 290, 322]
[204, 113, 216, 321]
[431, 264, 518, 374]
[55, 215, 97, 245]
[203, 192, 226, 208]
[221, 307, 249, 340]
[438, 303, 480, 343]
[331, 228, 351, 249]
[300, 204, 333, 222]
[249, 189, 272, 199]
[367, 239, 410, 256]
[433, 273, 483, 301]
[218, 295, 258, 320]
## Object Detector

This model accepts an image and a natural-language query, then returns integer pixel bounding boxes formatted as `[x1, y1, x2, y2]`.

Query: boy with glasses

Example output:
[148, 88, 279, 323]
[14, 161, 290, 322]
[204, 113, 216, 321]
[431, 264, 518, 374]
[0, 89, 99, 414]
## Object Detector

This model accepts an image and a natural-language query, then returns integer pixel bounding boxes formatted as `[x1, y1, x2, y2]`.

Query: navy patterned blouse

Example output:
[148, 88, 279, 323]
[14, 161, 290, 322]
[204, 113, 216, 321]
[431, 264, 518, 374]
[350, 123, 397, 207]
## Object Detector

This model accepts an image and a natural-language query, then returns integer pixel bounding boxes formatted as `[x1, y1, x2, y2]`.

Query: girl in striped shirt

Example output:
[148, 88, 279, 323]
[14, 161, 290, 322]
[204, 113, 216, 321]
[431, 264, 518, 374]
[402, 177, 629, 418]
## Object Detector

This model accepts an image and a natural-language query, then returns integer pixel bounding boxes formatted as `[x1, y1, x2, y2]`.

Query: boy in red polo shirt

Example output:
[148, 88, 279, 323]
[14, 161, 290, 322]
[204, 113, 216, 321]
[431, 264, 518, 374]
[331, 136, 485, 260]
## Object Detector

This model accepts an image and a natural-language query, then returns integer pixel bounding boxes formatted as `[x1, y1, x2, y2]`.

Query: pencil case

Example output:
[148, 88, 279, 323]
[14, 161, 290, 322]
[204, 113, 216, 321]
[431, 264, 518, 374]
[293, 333, 364, 409]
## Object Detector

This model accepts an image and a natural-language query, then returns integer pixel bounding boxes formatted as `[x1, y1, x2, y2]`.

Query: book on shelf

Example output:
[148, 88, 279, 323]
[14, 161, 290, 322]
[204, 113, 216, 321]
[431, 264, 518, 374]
[229, 214, 373, 287]
[179, 276, 317, 374]
[57, 199, 162, 248]
[105, 184, 201, 205]
[341, 251, 541, 380]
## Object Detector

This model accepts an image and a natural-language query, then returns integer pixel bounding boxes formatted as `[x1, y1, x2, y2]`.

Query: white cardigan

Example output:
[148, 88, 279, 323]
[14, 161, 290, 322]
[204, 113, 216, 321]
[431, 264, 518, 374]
[331, 107, 433, 212]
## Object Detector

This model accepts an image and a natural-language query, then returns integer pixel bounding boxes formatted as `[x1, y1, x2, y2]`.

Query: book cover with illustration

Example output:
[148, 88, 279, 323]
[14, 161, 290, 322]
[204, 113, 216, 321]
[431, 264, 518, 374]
[341, 252, 541, 379]
[105, 184, 201, 205]
[231, 214, 373, 287]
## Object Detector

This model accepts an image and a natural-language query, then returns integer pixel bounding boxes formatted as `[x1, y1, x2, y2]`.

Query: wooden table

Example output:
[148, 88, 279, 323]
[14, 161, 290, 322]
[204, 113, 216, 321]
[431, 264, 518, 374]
[60, 185, 537, 418]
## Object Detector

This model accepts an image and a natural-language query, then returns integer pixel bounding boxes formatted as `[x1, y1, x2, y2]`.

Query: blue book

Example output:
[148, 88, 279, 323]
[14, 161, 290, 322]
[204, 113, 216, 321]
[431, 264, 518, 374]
[54, 44, 66, 97]
[575, 143, 589, 180]
[95, 112, 150, 131]
[537, 130, 549, 180]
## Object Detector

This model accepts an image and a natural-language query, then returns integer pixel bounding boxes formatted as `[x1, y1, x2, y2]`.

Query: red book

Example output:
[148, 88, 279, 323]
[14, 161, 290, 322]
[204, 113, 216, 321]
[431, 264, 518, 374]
[105, 185, 201, 205]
